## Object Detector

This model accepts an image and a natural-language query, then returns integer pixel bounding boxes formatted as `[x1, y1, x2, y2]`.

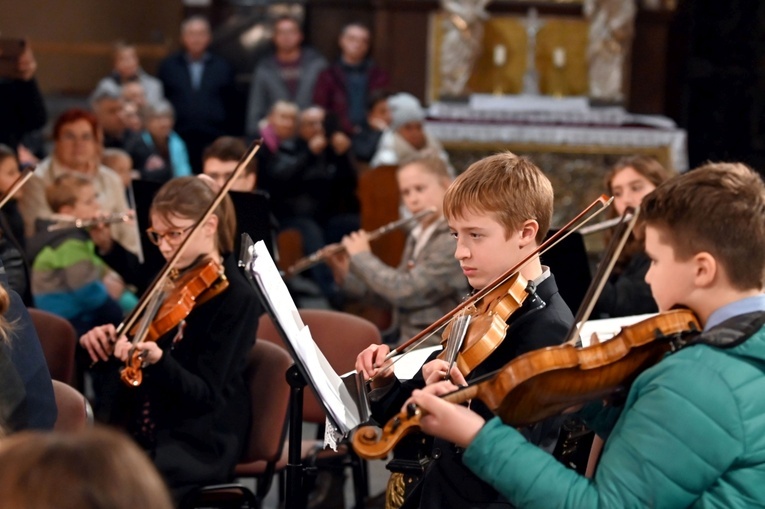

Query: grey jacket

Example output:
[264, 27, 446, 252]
[246, 47, 327, 135]
[343, 218, 470, 344]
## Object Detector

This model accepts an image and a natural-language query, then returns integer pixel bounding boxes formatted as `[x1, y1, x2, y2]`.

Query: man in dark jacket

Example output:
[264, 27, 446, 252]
[158, 16, 237, 173]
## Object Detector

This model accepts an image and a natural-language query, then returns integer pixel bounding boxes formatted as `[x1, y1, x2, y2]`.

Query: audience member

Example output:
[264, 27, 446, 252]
[246, 15, 327, 136]
[92, 42, 164, 107]
[90, 85, 152, 170]
[158, 16, 237, 173]
[28, 174, 124, 336]
[313, 22, 389, 135]
[0, 41, 46, 156]
[17, 109, 141, 256]
[140, 99, 192, 183]
[101, 147, 138, 188]
[352, 90, 392, 164]
[370, 93, 453, 173]
[0, 426, 174, 509]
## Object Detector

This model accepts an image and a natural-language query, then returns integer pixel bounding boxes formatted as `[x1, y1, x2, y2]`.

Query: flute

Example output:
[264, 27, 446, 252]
[47, 210, 136, 232]
[284, 207, 437, 277]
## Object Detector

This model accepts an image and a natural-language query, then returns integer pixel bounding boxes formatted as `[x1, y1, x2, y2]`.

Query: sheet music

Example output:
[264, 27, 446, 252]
[248, 240, 363, 432]
[577, 313, 657, 347]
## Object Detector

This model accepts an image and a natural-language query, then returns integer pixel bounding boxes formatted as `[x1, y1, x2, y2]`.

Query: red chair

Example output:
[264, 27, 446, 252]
[51, 380, 92, 432]
[28, 309, 77, 386]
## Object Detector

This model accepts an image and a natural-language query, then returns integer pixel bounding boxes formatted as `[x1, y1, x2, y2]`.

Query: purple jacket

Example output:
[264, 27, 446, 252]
[313, 60, 389, 134]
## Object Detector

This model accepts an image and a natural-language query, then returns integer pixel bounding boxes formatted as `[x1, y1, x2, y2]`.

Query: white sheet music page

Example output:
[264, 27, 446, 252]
[577, 313, 657, 347]
[249, 240, 361, 433]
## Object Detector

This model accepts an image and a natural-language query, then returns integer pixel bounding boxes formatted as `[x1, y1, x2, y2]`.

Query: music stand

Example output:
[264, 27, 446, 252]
[239, 235, 369, 509]
[541, 229, 591, 313]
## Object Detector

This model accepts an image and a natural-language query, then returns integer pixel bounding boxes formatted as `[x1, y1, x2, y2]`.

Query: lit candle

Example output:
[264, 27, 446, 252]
[553, 47, 566, 68]
[493, 44, 507, 67]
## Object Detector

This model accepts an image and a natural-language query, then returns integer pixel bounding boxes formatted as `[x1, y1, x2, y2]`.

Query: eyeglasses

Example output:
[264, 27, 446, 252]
[145, 224, 195, 246]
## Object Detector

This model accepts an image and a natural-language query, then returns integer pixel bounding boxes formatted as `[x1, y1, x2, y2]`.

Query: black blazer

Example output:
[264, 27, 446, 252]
[372, 274, 575, 509]
[157, 51, 236, 137]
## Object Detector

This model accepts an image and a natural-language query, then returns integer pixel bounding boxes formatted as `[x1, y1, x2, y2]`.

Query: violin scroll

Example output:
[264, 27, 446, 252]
[352, 404, 424, 460]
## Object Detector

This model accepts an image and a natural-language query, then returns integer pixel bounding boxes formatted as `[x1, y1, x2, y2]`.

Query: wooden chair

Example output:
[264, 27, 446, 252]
[28, 309, 77, 386]
[181, 340, 294, 509]
[357, 165, 404, 268]
[51, 380, 93, 432]
[258, 308, 383, 509]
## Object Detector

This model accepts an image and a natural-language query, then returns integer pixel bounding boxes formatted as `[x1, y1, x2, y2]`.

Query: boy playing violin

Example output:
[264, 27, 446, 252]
[355, 153, 575, 509]
[410, 162, 765, 508]
[79, 176, 262, 501]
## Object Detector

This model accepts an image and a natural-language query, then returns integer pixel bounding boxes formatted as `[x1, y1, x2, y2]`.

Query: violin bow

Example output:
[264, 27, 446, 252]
[0, 166, 34, 210]
[369, 194, 614, 381]
[115, 139, 262, 338]
[564, 206, 641, 346]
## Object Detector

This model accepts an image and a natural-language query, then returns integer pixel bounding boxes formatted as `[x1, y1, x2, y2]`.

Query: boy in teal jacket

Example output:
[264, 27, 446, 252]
[408, 162, 765, 508]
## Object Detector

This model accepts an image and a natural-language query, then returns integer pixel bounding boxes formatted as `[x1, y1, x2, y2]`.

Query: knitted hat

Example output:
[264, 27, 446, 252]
[389, 93, 425, 130]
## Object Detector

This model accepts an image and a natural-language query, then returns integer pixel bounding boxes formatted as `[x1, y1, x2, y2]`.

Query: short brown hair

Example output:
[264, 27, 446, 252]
[641, 162, 765, 290]
[46, 174, 93, 212]
[150, 176, 237, 254]
[443, 153, 553, 243]
[0, 426, 173, 509]
[202, 136, 256, 177]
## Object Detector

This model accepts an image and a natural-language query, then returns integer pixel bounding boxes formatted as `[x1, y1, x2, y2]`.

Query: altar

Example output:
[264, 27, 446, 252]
[426, 97, 687, 226]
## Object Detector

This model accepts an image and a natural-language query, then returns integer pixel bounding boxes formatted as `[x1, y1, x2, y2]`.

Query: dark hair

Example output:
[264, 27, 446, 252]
[641, 162, 765, 291]
[366, 89, 391, 113]
[202, 137, 256, 176]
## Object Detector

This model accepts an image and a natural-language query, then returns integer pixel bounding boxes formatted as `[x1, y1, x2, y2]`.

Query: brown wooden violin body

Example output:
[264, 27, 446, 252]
[353, 309, 701, 460]
[438, 272, 529, 375]
[120, 258, 229, 387]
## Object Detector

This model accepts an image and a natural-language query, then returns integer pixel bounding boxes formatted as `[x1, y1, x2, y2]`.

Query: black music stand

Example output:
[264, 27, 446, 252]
[239, 235, 369, 509]
[541, 229, 591, 313]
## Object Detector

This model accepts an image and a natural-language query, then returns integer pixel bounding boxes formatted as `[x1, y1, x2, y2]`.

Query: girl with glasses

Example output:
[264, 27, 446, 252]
[79, 176, 263, 502]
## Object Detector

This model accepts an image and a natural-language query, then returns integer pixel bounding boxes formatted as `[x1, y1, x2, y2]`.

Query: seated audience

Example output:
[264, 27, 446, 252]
[91, 41, 164, 107]
[352, 90, 392, 164]
[370, 92, 453, 174]
[140, 100, 193, 183]
[28, 174, 124, 336]
[90, 86, 151, 170]
[17, 108, 141, 256]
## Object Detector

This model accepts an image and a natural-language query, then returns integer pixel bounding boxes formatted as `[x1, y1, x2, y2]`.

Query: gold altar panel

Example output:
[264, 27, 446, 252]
[428, 14, 589, 101]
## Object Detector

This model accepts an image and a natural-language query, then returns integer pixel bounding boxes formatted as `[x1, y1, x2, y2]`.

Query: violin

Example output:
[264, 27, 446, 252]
[372, 195, 612, 380]
[437, 272, 529, 376]
[115, 140, 262, 387]
[120, 258, 229, 386]
[353, 309, 701, 459]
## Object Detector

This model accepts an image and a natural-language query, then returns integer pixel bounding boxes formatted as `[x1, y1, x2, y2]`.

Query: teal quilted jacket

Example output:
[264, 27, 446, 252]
[463, 324, 765, 508]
